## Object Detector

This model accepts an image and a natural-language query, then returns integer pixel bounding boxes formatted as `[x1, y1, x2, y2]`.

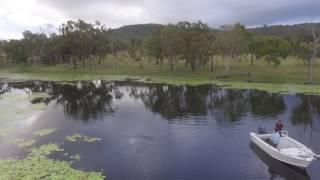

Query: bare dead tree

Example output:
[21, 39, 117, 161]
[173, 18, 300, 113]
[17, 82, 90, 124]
[308, 24, 320, 83]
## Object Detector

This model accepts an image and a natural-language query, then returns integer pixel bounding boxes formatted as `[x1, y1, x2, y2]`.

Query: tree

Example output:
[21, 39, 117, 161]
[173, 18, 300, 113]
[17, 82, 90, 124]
[111, 40, 127, 59]
[93, 21, 110, 65]
[160, 24, 184, 71]
[254, 36, 290, 67]
[308, 24, 320, 83]
[216, 23, 250, 74]
[128, 38, 143, 59]
[208, 31, 217, 72]
[178, 21, 211, 72]
[3, 40, 28, 64]
[248, 35, 261, 66]
[293, 42, 313, 66]
[143, 31, 162, 65]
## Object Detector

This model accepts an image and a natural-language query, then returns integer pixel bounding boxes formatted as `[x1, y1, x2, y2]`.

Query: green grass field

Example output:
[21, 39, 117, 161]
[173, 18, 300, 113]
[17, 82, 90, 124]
[0, 55, 320, 94]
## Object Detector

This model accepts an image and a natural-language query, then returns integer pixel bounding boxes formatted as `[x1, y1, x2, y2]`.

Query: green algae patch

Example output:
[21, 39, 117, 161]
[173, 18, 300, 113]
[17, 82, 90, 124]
[213, 80, 320, 95]
[33, 128, 56, 136]
[29, 143, 64, 157]
[0, 143, 104, 180]
[8, 138, 36, 148]
[0, 128, 14, 137]
[70, 154, 81, 161]
[66, 134, 101, 143]
[0, 90, 50, 125]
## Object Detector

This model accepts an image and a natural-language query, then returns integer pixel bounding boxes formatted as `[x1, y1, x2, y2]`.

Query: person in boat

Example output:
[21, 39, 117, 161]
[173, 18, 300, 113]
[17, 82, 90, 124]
[271, 132, 280, 147]
[268, 120, 284, 147]
[274, 120, 284, 133]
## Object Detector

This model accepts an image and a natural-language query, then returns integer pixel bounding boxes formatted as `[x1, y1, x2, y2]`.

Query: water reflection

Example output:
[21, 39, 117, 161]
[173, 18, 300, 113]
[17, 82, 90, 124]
[1, 80, 320, 126]
[51, 82, 116, 121]
[291, 95, 320, 125]
[136, 85, 209, 119]
[1, 80, 320, 179]
[250, 143, 311, 180]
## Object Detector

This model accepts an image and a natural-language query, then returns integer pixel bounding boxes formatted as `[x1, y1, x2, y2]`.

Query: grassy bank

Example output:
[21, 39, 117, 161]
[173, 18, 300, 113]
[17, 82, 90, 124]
[1, 55, 320, 94]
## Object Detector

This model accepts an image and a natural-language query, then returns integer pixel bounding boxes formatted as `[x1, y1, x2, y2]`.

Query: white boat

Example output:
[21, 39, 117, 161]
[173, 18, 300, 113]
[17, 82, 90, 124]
[250, 131, 319, 168]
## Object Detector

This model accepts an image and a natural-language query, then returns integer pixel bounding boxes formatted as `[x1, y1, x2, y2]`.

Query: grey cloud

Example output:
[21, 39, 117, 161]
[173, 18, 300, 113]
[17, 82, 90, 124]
[24, 0, 320, 27]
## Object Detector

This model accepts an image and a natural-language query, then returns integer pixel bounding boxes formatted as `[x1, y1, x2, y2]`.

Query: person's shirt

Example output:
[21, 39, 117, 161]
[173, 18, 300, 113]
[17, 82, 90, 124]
[271, 132, 280, 145]
[274, 122, 284, 132]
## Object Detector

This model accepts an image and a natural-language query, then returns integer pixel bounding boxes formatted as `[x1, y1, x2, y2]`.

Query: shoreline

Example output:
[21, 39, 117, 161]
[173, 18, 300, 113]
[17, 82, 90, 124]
[1, 68, 320, 95]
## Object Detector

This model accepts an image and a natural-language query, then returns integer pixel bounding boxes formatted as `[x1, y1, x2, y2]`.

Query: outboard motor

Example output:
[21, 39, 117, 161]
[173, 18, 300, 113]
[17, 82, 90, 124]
[258, 126, 267, 134]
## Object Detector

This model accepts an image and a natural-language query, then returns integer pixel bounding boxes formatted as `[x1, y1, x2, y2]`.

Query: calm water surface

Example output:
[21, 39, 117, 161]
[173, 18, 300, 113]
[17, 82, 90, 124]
[0, 80, 320, 180]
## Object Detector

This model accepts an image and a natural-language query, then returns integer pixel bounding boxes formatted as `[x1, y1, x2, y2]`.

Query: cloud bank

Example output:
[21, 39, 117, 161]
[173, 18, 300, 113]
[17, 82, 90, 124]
[0, 0, 319, 39]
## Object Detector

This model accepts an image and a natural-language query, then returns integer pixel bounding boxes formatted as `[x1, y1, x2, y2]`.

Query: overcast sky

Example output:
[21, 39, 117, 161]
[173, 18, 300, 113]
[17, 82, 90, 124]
[0, 0, 319, 39]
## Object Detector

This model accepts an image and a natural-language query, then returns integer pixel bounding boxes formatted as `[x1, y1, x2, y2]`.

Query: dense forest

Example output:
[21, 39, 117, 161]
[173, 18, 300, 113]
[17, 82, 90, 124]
[0, 20, 319, 82]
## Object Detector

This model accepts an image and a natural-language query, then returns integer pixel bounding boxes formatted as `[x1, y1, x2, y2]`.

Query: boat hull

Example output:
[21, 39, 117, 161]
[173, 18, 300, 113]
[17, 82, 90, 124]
[250, 132, 313, 168]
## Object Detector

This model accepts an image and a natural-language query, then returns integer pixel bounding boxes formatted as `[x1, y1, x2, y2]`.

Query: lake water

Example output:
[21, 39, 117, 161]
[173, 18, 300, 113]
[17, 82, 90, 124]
[0, 80, 320, 180]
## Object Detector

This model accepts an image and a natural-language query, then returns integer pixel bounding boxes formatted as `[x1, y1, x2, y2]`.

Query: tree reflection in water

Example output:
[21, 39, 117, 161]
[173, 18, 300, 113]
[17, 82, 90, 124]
[53, 81, 118, 121]
[291, 95, 320, 125]
[3, 80, 320, 126]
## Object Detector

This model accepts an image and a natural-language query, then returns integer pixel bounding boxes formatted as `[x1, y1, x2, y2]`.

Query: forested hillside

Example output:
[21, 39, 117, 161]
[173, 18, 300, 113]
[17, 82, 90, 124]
[108, 24, 163, 42]
[109, 23, 320, 42]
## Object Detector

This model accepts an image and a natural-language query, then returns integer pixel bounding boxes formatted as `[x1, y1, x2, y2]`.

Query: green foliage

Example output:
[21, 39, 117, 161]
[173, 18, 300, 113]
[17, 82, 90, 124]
[108, 24, 163, 43]
[65, 134, 101, 143]
[33, 128, 57, 136]
[294, 42, 313, 64]
[252, 35, 290, 67]
[144, 32, 162, 64]
[0, 20, 319, 85]
[70, 154, 81, 161]
[143, 21, 212, 71]
[249, 23, 317, 42]
[1, 56, 320, 93]
[2, 20, 111, 69]
[0, 90, 48, 124]
[29, 143, 63, 157]
[0, 143, 104, 179]
[0, 128, 13, 137]
[178, 21, 211, 71]
[160, 24, 184, 71]
[8, 138, 36, 148]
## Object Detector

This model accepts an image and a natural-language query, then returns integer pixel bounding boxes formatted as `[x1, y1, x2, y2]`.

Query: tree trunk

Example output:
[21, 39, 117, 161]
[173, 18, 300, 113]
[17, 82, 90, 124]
[225, 57, 229, 74]
[99, 56, 102, 64]
[309, 55, 315, 83]
[170, 56, 174, 72]
[309, 26, 320, 83]
[251, 54, 254, 66]
[53, 54, 56, 66]
[191, 58, 195, 72]
[89, 57, 92, 70]
[210, 56, 213, 72]
[81, 54, 85, 68]
[74, 56, 77, 70]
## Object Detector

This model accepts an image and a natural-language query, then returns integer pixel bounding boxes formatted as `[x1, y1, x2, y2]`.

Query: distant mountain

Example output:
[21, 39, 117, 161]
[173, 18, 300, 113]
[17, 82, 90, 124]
[108, 24, 163, 42]
[107, 22, 320, 43]
[248, 23, 320, 40]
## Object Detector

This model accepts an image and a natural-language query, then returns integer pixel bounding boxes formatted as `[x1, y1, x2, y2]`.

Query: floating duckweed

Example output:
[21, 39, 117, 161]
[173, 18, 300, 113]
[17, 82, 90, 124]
[30, 143, 63, 157]
[0, 128, 14, 137]
[0, 143, 104, 179]
[20, 128, 32, 134]
[0, 91, 49, 124]
[70, 154, 81, 161]
[33, 128, 56, 136]
[66, 134, 101, 143]
[9, 138, 36, 148]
